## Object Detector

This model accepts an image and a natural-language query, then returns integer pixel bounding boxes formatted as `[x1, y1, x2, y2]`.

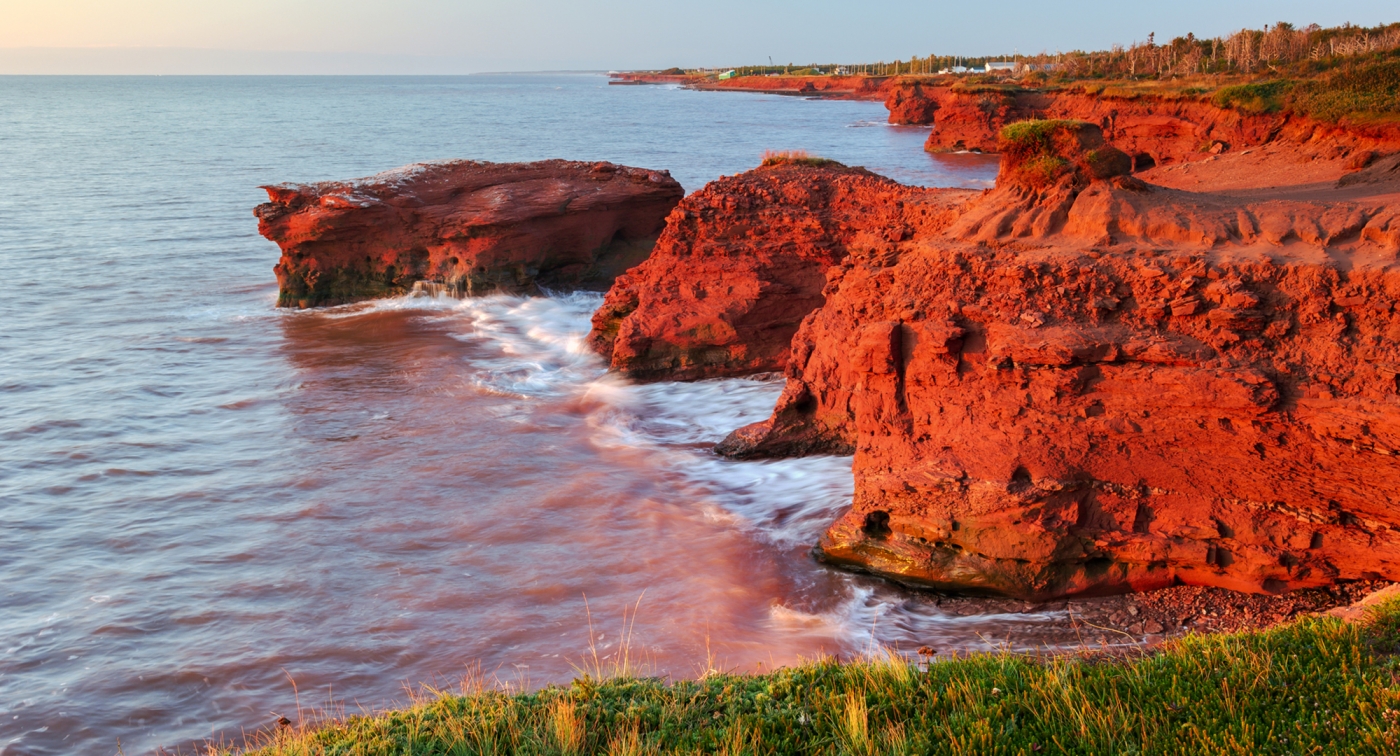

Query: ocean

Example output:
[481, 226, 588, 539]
[0, 73, 1067, 755]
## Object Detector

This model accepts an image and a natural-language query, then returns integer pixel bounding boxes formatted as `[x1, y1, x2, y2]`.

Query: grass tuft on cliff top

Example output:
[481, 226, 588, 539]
[998, 119, 1090, 150]
[221, 597, 1400, 755]
[760, 150, 845, 169]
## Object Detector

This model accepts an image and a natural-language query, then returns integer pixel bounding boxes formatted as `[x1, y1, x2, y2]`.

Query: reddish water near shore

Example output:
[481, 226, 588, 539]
[0, 74, 1083, 756]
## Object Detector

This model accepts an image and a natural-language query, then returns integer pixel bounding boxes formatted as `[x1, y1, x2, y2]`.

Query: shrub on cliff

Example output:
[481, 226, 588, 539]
[1211, 79, 1294, 113]
[1210, 60, 1400, 122]
[1292, 58, 1400, 121]
[998, 120, 1132, 189]
[759, 150, 844, 168]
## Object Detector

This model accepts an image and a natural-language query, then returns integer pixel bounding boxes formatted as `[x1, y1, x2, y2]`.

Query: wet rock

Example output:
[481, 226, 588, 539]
[256, 159, 683, 307]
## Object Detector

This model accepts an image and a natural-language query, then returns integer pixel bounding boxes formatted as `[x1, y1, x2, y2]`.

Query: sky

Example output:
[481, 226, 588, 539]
[1, 0, 1396, 75]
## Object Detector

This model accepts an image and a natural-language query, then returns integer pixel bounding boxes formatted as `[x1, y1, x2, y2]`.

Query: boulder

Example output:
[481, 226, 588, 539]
[256, 159, 683, 308]
[885, 81, 940, 125]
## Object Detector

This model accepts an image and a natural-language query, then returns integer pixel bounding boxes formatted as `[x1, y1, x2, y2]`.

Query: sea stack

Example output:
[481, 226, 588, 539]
[256, 159, 684, 307]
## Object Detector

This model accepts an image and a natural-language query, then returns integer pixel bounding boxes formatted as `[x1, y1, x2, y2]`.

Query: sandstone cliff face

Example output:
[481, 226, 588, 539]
[588, 163, 974, 382]
[719, 122, 1400, 599]
[698, 75, 889, 99]
[890, 84, 1400, 172]
[256, 160, 683, 308]
[884, 82, 940, 125]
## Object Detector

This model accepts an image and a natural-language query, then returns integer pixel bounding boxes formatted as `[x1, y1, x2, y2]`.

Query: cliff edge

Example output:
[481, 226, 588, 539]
[755, 122, 1400, 598]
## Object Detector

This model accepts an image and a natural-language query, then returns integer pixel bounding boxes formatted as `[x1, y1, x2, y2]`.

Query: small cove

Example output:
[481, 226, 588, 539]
[0, 73, 1039, 755]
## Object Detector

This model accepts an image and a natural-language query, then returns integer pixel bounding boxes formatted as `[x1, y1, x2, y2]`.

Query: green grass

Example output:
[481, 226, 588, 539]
[1291, 58, 1400, 122]
[760, 151, 845, 169]
[999, 119, 1087, 149]
[949, 82, 1024, 96]
[1205, 59, 1400, 121]
[1211, 80, 1295, 114]
[220, 598, 1400, 755]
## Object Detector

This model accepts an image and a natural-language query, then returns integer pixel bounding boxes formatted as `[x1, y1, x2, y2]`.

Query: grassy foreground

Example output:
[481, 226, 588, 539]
[228, 600, 1400, 755]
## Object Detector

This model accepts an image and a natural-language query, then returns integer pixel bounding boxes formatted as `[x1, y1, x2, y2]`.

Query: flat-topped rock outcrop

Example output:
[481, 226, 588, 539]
[256, 159, 683, 307]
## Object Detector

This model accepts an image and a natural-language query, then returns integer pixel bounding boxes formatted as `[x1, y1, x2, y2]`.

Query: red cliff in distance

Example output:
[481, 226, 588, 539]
[587, 161, 974, 382]
[256, 160, 683, 308]
[882, 80, 1400, 170]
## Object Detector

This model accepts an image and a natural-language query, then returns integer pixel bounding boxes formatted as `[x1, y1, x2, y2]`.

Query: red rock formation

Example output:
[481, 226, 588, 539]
[588, 162, 974, 382]
[720, 121, 1400, 599]
[256, 160, 683, 308]
[696, 75, 890, 100]
[884, 81, 940, 125]
[899, 86, 1400, 172]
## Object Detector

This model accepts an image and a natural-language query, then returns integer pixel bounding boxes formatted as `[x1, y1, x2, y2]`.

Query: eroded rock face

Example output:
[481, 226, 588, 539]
[721, 121, 1400, 599]
[806, 244, 1400, 599]
[256, 160, 683, 307]
[588, 162, 974, 382]
[884, 82, 940, 125]
[901, 86, 1400, 170]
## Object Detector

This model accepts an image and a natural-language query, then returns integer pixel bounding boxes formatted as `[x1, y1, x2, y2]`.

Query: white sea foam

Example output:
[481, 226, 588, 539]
[396, 290, 1089, 657]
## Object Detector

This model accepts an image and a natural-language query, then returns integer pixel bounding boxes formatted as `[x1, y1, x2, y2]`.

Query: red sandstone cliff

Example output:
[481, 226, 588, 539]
[587, 162, 974, 382]
[693, 75, 890, 100]
[256, 160, 683, 308]
[712, 121, 1400, 599]
[882, 81, 1400, 172]
[885, 81, 940, 125]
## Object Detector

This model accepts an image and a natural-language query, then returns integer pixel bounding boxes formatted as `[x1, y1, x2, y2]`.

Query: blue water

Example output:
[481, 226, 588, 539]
[0, 74, 1014, 756]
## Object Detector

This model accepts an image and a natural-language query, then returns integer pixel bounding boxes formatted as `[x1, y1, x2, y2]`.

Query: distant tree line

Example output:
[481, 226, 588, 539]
[692, 20, 1400, 80]
[1054, 22, 1400, 78]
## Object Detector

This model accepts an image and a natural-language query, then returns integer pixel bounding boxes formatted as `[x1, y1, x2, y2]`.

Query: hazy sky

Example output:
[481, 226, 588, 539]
[1, 0, 1396, 74]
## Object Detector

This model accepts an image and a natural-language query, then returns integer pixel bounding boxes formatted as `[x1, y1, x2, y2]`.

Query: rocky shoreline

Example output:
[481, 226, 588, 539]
[256, 78, 1400, 613]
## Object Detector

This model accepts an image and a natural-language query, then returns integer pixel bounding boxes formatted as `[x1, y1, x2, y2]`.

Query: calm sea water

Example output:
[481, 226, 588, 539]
[0, 74, 1061, 756]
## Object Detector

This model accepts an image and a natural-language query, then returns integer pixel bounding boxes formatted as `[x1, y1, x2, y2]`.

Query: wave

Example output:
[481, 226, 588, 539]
[319, 289, 1085, 658]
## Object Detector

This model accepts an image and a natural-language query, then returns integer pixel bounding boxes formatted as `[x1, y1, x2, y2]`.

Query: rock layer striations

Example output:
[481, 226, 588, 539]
[616, 120, 1400, 599]
[588, 162, 974, 382]
[256, 160, 683, 308]
[883, 82, 1400, 171]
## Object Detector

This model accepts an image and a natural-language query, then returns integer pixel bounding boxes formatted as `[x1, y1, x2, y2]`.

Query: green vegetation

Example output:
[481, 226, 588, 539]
[704, 21, 1400, 122]
[1291, 58, 1400, 121]
[221, 599, 1400, 755]
[1205, 59, 1400, 121]
[948, 81, 1023, 96]
[997, 120, 1089, 187]
[760, 151, 844, 169]
[1211, 80, 1294, 114]
[999, 119, 1087, 147]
